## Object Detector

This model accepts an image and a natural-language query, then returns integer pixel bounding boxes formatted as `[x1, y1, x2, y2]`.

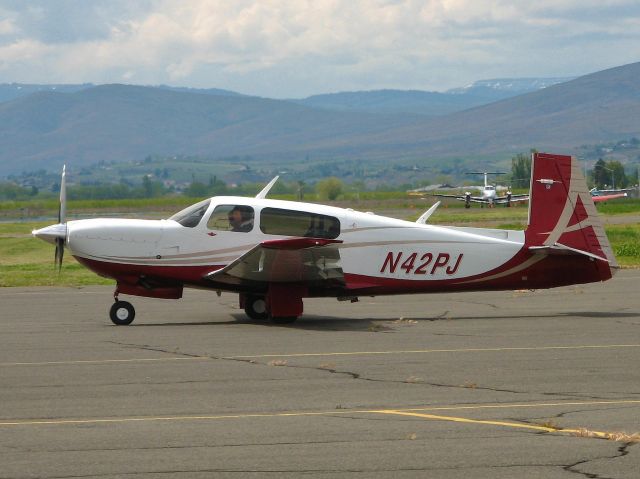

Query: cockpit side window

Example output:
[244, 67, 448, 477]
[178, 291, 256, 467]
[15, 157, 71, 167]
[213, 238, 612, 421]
[168, 199, 211, 228]
[260, 208, 340, 239]
[207, 204, 255, 233]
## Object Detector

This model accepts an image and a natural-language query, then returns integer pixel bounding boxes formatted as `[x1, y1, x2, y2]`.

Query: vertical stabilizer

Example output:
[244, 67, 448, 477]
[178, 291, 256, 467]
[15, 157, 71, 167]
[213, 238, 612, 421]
[525, 152, 617, 272]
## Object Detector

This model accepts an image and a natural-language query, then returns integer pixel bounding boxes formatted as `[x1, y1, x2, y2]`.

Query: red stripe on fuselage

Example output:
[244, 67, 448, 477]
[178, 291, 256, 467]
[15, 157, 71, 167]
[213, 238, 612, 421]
[74, 256, 222, 287]
[345, 251, 607, 294]
[75, 249, 609, 298]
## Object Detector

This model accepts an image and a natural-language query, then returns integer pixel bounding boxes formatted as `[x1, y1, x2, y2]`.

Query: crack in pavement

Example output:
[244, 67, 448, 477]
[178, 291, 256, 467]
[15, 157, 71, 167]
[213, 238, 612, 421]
[563, 442, 636, 479]
[106, 340, 617, 401]
[615, 320, 640, 327]
[2, 463, 581, 479]
[5, 435, 422, 455]
[517, 404, 640, 424]
[455, 299, 500, 310]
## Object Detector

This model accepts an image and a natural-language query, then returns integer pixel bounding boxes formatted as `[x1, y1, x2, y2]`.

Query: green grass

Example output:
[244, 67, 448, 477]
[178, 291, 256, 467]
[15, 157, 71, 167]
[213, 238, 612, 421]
[596, 198, 640, 215]
[1, 205, 638, 286]
[0, 196, 195, 212]
[604, 224, 640, 267]
[0, 224, 114, 287]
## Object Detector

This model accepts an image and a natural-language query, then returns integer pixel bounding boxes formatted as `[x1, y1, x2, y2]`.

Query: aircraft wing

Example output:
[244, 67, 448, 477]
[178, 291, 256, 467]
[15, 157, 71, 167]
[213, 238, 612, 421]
[467, 197, 491, 204]
[433, 194, 487, 203]
[204, 237, 344, 288]
[493, 194, 529, 204]
[431, 193, 468, 200]
[592, 193, 627, 202]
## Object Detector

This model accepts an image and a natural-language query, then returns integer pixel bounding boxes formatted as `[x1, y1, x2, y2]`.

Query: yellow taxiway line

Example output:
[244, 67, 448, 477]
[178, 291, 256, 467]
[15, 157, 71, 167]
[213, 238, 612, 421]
[374, 409, 636, 441]
[0, 357, 206, 367]
[1, 399, 639, 429]
[226, 344, 640, 359]
[1, 343, 639, 367]
[376, 410, 560, 433]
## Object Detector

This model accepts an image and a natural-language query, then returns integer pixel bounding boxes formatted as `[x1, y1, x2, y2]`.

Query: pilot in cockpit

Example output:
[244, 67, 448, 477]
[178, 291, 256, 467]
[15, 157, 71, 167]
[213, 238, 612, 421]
[228, 206, 254, 232]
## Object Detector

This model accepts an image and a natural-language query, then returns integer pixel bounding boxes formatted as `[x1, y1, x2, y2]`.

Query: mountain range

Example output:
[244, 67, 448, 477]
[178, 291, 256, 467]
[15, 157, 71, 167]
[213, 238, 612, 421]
[292, 77, 573, 116]
[0, 63, 637, 177]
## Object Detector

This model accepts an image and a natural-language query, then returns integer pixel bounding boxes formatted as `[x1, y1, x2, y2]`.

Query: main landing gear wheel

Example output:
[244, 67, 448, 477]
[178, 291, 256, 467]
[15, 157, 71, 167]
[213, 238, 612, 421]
[110, 300, 136, 326]
[244, 295, 268, 321]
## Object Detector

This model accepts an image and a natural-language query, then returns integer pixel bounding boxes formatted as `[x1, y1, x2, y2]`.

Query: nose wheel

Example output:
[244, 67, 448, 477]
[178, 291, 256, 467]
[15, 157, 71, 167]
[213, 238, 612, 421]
[110, 300, 136, 325]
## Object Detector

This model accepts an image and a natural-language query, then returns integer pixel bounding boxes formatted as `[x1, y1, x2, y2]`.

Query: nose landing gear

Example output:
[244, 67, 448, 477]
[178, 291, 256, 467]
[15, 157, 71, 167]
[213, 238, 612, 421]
[110, 289, 135, 325]
[110, 301, 135, 325]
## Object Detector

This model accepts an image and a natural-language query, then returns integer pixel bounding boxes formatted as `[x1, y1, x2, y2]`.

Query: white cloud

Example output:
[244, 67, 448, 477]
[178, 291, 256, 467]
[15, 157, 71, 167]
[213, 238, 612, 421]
[0, 18, 17, 36]
[0, 0, 639, 96]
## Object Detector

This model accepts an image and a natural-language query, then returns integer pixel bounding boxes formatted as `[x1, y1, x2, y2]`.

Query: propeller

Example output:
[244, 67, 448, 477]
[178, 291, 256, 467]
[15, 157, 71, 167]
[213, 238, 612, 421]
[54, 237, 64, 272]
[32, 165, 69, 272]
[55, 165, 67, 271]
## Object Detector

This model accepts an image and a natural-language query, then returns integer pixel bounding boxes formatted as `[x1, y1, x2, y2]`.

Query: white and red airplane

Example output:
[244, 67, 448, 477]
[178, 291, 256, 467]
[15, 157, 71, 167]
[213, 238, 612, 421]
[33, 153, 617, 325]
[432, 171, 530, 208]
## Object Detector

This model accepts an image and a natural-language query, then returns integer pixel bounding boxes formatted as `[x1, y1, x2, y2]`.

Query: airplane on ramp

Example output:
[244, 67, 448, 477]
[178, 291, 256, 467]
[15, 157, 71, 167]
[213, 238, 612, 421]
[33, 153, 617, 325]
[432, 171, 529, 208]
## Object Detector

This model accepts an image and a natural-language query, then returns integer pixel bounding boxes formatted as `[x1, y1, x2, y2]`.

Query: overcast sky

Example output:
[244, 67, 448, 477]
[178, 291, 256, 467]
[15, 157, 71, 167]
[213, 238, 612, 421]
[0, 0, 639, 98]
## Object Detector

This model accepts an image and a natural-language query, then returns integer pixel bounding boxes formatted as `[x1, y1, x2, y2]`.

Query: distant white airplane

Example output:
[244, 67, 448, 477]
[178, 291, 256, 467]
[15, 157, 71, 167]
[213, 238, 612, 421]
[433, 171, 529, 208]
[33, 153, 616, 325]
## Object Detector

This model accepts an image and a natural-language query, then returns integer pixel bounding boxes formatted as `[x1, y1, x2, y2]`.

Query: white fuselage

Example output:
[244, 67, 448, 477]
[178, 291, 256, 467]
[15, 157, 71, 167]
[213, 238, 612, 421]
[64, 196, 525, 288]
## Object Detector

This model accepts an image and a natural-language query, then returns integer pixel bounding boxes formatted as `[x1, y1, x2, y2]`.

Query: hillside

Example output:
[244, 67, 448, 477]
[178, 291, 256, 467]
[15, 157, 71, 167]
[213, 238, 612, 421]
[0, 85, 418, 175]
[308, 62, 640, 158]
[294, 89, 485, 116]
[293, 77, 572, 116]
[0, 83, 242, 104]
[0, 63, 639, 176]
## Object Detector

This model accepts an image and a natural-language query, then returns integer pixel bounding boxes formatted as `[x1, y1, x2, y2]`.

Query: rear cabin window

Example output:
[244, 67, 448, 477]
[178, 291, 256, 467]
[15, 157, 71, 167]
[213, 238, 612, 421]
[260, 208, 340, 239]
[207, 204, 255, 233]
[169, 199, 211, 228]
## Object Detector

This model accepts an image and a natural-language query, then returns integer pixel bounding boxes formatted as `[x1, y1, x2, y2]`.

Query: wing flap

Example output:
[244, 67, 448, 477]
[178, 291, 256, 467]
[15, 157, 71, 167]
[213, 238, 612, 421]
[205, 237, 344, 286]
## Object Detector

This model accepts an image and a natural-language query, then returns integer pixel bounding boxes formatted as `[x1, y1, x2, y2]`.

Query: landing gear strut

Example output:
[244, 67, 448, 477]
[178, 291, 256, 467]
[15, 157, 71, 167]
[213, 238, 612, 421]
[110, 289, 135, 325]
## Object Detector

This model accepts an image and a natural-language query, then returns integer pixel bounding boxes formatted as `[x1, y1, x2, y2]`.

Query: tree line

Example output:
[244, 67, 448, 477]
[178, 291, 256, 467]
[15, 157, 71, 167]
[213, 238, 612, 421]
[510, 153, 639, 190]
[0, 174, 348, 202]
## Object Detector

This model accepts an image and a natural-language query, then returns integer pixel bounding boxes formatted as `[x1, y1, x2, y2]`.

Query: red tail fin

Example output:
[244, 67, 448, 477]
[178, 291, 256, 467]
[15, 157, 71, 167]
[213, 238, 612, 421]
[525, 153, 617, 271]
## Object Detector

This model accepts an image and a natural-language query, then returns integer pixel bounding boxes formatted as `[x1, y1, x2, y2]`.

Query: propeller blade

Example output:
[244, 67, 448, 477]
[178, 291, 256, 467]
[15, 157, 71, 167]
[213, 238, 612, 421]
[54, 237, 64, 272]
[58, 164, 66, 224]
[55, 165, 66, 271]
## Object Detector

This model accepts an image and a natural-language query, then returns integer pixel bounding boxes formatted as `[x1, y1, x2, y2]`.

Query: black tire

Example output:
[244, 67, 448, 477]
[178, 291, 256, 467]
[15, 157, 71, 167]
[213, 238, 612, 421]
[110, 300, 135, 325]
[270, 316, 297, 324]
[244, 295, 269, 321]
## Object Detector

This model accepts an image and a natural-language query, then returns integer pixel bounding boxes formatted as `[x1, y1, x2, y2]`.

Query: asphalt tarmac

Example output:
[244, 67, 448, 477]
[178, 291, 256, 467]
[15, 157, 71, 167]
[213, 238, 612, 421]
[1, 270, 640, 478]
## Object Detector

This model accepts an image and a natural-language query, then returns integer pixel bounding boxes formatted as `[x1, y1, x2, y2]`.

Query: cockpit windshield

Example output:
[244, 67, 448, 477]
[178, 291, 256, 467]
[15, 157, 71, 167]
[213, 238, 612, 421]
[168, 199, 211, 228]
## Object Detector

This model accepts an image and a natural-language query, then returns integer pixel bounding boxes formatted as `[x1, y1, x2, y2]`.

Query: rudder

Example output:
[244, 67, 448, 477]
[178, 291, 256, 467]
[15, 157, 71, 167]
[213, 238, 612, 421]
[525, 152, 617, 276]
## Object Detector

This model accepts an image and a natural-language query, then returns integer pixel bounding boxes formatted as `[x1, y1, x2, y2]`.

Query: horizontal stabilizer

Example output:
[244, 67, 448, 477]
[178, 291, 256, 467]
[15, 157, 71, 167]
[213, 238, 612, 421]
[529, 243, 608, 262]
